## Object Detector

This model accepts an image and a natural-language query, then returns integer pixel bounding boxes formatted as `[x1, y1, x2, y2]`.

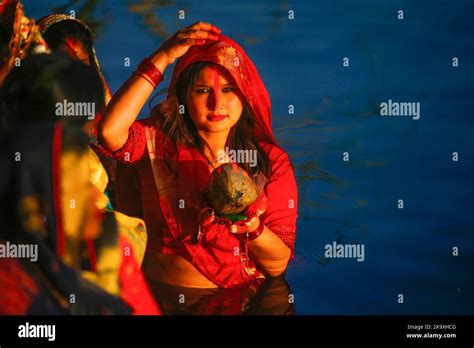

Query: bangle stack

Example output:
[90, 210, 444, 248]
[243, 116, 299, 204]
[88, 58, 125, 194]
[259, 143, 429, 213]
[238, 218, 264, 243]
[133, 57, 163, 88]
[246, 218, 265, 241]
[239, 219, 264, 270]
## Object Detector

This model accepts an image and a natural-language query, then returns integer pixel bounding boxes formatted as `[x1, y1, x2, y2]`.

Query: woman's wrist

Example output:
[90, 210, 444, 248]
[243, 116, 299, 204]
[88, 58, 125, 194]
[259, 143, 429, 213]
[235, 217, 264, 244]
[245, 218, 265, 242]
[133, 57, 164, 89]
[247, 216, 261, 233]
[149, 50, 171, 74]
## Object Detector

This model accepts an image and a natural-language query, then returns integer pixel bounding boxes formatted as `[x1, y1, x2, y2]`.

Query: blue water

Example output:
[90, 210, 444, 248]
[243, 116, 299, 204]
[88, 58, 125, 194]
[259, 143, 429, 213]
[24, 0, 474, 314]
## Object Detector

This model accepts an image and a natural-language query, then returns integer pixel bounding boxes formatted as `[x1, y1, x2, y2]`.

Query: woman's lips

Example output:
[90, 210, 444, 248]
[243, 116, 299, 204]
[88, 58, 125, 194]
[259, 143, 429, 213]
[207, 114, 227, 122]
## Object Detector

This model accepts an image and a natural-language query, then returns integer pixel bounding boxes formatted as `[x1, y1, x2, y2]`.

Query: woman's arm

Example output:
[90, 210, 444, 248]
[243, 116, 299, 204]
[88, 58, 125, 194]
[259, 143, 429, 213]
[98, 53, 169, 151]
[246, 217, 291, 277]
[242, 149, 298, 277]
[98, 22, 221, 152]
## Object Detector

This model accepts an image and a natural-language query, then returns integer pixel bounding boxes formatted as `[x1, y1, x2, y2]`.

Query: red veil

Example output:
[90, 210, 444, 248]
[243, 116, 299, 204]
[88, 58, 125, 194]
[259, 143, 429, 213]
[169, 34, 276, 145]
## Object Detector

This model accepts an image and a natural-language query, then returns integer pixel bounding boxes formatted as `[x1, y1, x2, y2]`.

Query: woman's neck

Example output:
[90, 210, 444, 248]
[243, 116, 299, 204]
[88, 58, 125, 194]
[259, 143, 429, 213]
[198, 130, 229, 161]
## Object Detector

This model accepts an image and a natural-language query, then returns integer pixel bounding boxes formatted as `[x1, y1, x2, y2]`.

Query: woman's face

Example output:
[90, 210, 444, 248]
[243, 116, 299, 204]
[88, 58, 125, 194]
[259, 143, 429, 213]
[186, 65, 243, 134]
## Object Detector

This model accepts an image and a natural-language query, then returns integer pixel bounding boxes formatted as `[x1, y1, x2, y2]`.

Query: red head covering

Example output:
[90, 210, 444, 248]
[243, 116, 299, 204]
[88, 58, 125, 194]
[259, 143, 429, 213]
[168, 34, 276, 144]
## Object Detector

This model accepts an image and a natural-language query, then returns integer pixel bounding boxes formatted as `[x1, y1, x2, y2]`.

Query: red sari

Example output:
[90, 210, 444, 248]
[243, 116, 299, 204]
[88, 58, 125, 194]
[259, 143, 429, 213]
[96, 34, 298, 289]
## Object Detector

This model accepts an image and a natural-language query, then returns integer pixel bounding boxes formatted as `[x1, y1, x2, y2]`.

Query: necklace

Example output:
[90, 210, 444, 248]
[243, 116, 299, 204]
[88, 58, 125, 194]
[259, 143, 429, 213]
[206, 150, 228, 169]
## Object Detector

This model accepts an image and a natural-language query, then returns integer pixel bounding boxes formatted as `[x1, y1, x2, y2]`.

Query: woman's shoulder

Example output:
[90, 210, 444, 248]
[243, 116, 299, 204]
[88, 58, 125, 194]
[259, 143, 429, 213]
[259, 141, 291, 163]
[258, 141, 294, 179]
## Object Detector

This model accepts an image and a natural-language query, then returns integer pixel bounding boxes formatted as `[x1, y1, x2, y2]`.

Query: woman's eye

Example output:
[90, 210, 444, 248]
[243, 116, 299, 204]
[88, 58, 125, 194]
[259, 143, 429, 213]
[195, 88, 209, 94]
[222, 87, 236, 93]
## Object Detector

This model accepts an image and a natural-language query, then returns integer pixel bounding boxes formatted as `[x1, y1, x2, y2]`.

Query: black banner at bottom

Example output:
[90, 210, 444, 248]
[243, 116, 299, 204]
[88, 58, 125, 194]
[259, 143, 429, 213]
[0, 315, 472, 346]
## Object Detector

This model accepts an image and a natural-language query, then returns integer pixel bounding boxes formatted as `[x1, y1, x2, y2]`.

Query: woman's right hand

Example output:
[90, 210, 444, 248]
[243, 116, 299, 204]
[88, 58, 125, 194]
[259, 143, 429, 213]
[155, 21, 221, 64]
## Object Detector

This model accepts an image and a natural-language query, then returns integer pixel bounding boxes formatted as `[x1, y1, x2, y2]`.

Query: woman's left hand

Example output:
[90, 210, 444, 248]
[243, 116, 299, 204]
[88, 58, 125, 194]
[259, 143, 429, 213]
[198, 191, 267, 235]
[222, 191, 268, 235]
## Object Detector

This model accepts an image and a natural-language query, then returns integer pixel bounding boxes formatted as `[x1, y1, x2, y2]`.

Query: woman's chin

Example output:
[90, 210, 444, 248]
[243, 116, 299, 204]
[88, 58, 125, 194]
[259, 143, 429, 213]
[202, 123, 233, 133]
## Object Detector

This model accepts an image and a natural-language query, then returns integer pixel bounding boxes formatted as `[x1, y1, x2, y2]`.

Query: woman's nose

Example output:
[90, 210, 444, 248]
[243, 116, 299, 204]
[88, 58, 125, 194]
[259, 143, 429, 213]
[207, 90, 221, 111]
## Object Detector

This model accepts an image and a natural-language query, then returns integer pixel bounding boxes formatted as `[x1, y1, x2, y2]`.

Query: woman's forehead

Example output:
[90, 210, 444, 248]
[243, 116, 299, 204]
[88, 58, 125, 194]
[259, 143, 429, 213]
[194, 65, 235, 85]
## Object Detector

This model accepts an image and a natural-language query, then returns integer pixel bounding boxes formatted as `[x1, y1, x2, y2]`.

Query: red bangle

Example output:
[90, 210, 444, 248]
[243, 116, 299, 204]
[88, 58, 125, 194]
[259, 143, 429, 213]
[245, 219, 265, 241]
[134, 57, 163, 88]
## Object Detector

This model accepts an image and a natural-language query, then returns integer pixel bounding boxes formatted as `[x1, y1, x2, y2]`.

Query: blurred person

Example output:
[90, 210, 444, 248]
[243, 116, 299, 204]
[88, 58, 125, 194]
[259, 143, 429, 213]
[37, 14, 111, 104]
[0, 53, 159, 314]
[37, 12, 152, 283]
[37, 13, 124, 210]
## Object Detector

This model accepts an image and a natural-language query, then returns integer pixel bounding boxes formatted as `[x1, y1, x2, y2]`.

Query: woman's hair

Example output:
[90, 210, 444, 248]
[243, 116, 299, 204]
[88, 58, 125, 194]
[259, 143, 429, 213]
[0, 53, 105, 134]
[42, 20, 95, 66]
[152, 61, 271, 178]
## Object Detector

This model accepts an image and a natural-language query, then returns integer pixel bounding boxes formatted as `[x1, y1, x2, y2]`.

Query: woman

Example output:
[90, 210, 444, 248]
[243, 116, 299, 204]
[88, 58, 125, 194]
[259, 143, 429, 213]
[37, 13, 150, 270]
[37, 14, 123, 210]
[0, 53, 159, 314]
[97, 22, 298, 295]
[37, 14, 111, 104]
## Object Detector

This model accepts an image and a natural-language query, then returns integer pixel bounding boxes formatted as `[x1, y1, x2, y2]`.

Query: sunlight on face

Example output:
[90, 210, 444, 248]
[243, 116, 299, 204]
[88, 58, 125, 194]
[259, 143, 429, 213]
[186, 65, 243, 134]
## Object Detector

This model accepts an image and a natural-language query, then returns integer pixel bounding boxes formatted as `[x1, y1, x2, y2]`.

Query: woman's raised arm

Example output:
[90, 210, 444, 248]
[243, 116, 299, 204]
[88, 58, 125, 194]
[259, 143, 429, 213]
[98, 22, 221, 151]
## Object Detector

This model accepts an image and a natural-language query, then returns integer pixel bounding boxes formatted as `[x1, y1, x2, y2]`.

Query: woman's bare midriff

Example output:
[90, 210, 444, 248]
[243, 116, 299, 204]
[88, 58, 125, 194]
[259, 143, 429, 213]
[143, 250, 219, 289]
